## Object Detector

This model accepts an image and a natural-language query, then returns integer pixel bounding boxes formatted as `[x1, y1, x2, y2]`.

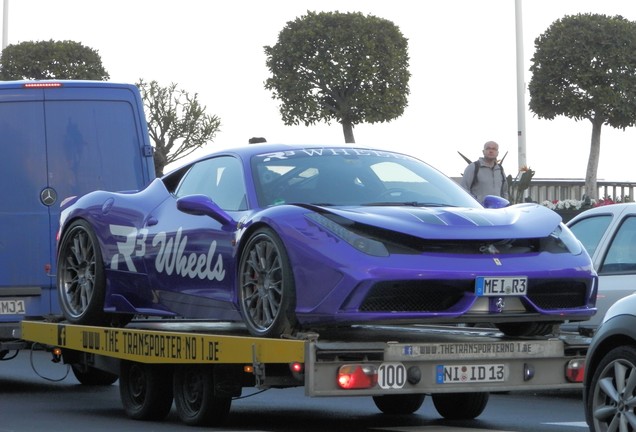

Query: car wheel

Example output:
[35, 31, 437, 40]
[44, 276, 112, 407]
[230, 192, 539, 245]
[587, 345, 636, 431]
[432, 392, 489, 420]
[173, 365, 231, 426]
[372, 394, 425, 414]
[238, 227, 297, 338]
[57, 220, 110, 326]
[495, 322, 556, 337]
[120, 361, 173, 420]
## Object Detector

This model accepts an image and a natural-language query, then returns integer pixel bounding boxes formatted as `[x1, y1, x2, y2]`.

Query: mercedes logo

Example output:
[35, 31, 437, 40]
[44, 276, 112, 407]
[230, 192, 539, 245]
[40, 187, 57, 206]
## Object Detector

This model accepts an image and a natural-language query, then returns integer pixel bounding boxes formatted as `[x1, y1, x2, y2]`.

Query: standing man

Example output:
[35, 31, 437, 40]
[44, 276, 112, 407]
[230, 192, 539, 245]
[461, 141, 509, 204]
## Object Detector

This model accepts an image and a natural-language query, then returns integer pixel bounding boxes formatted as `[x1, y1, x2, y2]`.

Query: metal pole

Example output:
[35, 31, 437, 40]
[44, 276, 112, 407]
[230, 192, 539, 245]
[515, 0, 527, 170]
[2, 0, 8, 49]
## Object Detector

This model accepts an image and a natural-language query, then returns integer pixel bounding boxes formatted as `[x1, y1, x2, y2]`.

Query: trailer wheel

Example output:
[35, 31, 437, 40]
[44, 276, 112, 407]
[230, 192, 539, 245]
[71, 363, 118, 385]
[173, 365, 231, 426]
[119, 361, 173, 420]
[372, 394, 425, 414]
[586, 346, 636, 430]
[238, 227, 297, 338]
[432, 392, 489, 420]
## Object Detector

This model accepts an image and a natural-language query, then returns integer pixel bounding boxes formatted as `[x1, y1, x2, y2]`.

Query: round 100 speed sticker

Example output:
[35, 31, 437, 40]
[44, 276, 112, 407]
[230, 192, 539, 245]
[378, 362, 407, 389]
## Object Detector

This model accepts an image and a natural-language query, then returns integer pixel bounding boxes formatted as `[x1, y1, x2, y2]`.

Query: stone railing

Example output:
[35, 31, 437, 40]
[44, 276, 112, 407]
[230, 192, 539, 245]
[452, 177, 636, 203]
[451, 177, 635, 222]
[527, 179, 636, 203]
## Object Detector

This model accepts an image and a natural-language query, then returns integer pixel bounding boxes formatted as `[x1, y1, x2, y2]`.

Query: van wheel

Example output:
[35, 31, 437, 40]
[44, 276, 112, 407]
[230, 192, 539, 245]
[57, 220, 109, 326]
[71, 363, 118, 385]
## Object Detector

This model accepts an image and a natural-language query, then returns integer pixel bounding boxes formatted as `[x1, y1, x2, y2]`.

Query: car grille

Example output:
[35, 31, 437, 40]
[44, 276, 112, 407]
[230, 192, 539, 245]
[359, 279, 590, 312]
[359, 281, 467, 312]
[525, 279, 589, 309]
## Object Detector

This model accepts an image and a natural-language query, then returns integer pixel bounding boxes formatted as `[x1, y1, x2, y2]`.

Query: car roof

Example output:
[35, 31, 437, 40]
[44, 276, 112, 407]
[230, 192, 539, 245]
[212, 143, 402, 157]
[183, 143, 420, 167]
[568, 202, 636, 224]
[161, 143, 418, 179]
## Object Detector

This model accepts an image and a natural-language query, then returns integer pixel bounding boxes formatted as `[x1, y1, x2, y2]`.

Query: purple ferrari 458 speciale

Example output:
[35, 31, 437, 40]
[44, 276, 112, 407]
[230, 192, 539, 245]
[56, 144, 597, 337]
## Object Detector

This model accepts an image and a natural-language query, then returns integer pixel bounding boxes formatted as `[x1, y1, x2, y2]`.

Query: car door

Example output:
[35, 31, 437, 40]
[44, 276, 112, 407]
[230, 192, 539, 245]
[593, 214, 636, 322]
[143, 156, 248, 320]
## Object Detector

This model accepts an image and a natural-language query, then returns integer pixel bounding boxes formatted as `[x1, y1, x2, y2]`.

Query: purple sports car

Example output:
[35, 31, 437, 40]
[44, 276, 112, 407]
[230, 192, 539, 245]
[56, 144, 597, 337]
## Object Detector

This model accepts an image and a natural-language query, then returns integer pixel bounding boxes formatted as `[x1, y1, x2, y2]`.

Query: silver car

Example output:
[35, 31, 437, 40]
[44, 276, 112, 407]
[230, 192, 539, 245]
[565, 202, 636, 335]
[584, 292, 636, 430]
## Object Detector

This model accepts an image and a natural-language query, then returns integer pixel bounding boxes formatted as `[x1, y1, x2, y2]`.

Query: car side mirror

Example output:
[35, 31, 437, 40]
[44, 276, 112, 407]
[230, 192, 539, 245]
[176, 194, 236, 227]
[483, 195, 510, 209]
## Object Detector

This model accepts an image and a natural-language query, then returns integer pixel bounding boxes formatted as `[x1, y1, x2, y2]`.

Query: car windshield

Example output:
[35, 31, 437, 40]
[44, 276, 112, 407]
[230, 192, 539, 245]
[251, 148, 481, 208]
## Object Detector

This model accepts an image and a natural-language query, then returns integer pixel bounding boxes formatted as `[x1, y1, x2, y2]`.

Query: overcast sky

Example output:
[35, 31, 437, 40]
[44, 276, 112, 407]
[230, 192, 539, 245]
[5, 0, 636, 181]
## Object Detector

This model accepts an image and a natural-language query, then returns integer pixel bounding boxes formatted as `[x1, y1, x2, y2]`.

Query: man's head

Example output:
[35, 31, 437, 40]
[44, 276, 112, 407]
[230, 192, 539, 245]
[482, 141, 499, 162]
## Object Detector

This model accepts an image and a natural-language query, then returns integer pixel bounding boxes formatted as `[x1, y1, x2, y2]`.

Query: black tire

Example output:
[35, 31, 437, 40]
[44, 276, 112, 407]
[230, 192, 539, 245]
[71, 363, 118, 386]
[57, 219, 133, 327]
[119, 361, 173, 421]
[586, 345, 636, 431]
[432, 392, 489, 420]
[372, 394, 425, 415]
[57, 219, 109, 326]
[238, 227, 297, 338]
[495, 322, 556, 337]
[173, 365, 231, 426]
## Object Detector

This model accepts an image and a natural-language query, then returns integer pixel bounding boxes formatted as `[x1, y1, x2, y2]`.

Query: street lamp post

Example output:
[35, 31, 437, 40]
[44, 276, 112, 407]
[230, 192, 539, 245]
[515, 0, 527, 171]
[2, 0, 8, 50]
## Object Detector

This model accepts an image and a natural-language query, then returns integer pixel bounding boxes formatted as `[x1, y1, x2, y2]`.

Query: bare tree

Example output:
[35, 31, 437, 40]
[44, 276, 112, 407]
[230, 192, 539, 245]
[137, 79, 221, 176]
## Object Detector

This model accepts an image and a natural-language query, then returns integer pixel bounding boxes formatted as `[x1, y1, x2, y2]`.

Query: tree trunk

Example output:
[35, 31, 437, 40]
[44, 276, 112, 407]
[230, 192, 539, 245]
[341, 121, 355, 143]
[153, 149, 167, 177]
[584, 116, 603, 200]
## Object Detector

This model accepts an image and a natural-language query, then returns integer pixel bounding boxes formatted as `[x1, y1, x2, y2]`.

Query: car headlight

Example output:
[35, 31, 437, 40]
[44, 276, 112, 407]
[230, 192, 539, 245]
[306, 213, 389, 257]
[550, 224, 583, 255]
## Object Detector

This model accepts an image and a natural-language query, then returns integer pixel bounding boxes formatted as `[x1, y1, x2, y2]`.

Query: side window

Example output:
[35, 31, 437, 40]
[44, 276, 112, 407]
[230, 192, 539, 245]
[568, 214, 612, 258]
[175, 156, 247, 211]
[600, 216, 636, 274]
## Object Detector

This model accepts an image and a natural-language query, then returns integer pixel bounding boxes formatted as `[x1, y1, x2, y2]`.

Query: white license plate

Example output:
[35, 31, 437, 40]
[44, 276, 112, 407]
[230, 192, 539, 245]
[378, 362, 407, 389]
[475, 276, 527, 296]
[436, 364, 507, 384]
[0, 299, 26, 315]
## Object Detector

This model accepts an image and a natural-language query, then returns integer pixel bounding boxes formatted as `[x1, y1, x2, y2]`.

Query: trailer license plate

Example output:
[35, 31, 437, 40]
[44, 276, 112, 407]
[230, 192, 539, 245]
[0, 299, 26, 314]
[475, 276, 527, 296]
[436, 364, 506, 384]
[378, 362, 407, 389]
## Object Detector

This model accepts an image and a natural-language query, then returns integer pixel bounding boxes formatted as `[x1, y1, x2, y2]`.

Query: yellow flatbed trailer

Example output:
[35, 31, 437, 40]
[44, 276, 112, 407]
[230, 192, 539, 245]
[19, 319, 589, 427]
[21, 320, 305, 364]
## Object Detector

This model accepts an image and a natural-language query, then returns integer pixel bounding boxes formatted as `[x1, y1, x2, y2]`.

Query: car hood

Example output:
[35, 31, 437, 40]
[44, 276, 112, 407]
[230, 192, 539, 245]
[318, 203, 562, 240]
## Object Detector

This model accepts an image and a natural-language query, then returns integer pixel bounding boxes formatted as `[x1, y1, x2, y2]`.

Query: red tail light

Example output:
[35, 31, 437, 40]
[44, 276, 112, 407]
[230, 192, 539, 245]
[565, 359, 585, 383]
[337, 364, 378, 389]
[23, 82, 63, 88]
